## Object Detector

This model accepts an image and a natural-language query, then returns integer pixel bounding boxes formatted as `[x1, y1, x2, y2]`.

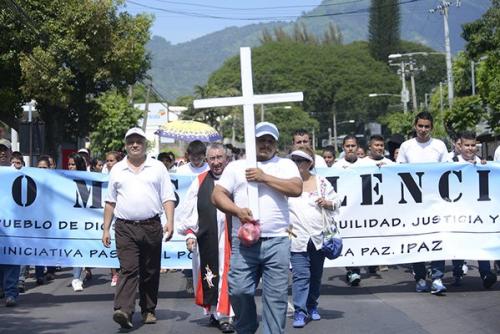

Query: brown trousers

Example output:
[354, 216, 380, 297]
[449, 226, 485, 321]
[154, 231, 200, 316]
[114, 217, 163, 315]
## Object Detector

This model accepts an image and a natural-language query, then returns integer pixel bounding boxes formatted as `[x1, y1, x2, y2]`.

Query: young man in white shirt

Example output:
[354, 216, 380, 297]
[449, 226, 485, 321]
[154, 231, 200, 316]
[494, 145, 500, 162]
[358, 135, 394, 166]
[212, 122, 302, 334]
[397, 111, 448, 295]
[177, 140, 210, 175]
[448, 131, 497, 289]
[292, 129, 327, 168]
[333, 135, 362, 169]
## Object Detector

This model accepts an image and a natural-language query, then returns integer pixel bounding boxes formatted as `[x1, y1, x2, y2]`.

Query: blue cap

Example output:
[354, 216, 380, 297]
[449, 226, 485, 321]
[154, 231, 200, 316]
[255, 122, 279, 140]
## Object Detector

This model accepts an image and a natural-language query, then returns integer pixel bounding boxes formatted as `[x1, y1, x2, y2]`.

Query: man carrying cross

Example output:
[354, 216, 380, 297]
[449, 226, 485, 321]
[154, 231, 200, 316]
[212, 122, 302, 334]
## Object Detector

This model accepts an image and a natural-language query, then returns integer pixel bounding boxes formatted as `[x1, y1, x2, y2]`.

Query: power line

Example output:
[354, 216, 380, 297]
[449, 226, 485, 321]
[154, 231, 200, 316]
[126, 0, 427, 21]
[149, 0, 366, 11]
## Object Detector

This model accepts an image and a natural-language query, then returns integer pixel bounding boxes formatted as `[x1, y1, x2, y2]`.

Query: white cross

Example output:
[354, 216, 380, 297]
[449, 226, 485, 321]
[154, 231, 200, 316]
[193, 47, 303, 220]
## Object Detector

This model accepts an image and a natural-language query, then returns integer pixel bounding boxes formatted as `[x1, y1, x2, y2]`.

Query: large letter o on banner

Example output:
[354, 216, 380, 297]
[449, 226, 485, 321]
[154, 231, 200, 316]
[12, 175, 37, 207]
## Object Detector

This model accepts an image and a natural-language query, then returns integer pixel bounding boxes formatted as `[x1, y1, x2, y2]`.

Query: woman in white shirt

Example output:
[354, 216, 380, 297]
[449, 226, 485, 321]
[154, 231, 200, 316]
[288, 146, 341, 328]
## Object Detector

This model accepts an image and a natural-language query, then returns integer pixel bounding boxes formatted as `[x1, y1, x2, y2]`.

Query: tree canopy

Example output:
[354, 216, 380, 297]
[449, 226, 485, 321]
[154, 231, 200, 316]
[0, 0, 152, 155]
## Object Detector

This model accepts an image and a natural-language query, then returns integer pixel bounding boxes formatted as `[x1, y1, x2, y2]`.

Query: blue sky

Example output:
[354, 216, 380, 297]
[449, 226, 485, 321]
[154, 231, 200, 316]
[124, 0, 323, 44]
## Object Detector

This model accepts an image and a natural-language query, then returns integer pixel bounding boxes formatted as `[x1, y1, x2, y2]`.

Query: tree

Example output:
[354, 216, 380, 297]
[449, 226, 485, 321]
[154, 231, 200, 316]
[206, 41, 400, 142]
[462, 0, 500, 133]
[89, 90, 143, 157]
[1, 0, 152, 155]
[368, 0, 401, 61]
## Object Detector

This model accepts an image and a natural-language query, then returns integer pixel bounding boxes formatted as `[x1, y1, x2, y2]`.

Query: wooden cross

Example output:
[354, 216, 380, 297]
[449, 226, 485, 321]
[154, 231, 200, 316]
[193, 47, 303, 219]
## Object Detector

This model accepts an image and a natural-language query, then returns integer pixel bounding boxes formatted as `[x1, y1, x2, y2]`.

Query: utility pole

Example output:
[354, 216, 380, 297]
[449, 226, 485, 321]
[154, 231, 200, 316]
[142, 83, 151, 131]
[400, 61, 409, 113]
[470, 60, 476, 96]
[409, 60, 418, 111]
[430, 1, 460, 108]
[332, 106, 338, 150]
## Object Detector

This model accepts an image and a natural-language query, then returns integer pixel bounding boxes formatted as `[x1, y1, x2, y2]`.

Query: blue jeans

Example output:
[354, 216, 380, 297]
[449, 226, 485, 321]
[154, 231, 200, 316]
[452, 260, 492, 277]
[229, 236, 291, 334]
[73, 267, 82, 279]
[291, 239, 325, 316]
[413, 261, 445, 281]
[0, 265, 21, 299]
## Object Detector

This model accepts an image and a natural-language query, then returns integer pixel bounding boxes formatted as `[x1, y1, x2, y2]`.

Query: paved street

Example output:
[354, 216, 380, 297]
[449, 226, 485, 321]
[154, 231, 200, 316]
[1, 263, 500, 334]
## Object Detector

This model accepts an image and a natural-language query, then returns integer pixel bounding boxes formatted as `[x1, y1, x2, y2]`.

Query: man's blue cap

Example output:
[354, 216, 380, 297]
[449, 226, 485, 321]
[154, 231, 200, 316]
[255, 122, 279, 141]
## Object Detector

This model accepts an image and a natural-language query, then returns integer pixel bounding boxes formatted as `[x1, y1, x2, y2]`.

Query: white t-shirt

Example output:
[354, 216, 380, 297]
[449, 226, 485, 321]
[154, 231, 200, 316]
[494, 146, 500, 162]
[447, 154, 481, 163]
[396, 138, 448, 163]
[106, 157, 176, 220]
[217, 156, 301, 237]
[314, 154, 327, 168]
[176, 162, 209, 175]
[356, 156, 395, 166]
[332, 157, 362, 169]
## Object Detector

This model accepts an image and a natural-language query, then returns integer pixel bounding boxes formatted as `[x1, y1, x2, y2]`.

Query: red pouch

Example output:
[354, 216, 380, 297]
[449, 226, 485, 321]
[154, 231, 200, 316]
[237, 220, 261, 247]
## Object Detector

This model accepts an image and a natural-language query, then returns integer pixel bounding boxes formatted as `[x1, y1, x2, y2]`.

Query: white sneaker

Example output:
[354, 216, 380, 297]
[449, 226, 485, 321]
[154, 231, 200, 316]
[72, 279, 83, 292]
[462, 263, 469, 275]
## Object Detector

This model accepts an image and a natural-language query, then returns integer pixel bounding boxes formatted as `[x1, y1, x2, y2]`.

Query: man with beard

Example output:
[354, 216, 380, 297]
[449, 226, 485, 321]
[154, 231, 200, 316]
[177, 143, 235, 333]
[397, 111, 448, 295]
[212, 122, 302, 334]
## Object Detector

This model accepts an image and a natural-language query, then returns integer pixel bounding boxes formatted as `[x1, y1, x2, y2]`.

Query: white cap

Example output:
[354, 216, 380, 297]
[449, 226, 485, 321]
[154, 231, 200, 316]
[290, 150, 313, 162]
[124, 127, 146, 140]
[255, 122, 279, 141]
[0, 139, 11, 149]
[77, 148, 89, 155]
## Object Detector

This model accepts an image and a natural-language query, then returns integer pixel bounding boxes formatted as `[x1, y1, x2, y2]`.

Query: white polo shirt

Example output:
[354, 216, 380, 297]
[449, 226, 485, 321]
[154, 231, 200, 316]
[217, 156, 301, 237]
[396, 138, 448, 163]
[106, 157, 176, 220]
[356, 156, 395, 166]
[494, 146, 500, 162]
[332, 157, 362, 168]
[176, 162, 209, 175]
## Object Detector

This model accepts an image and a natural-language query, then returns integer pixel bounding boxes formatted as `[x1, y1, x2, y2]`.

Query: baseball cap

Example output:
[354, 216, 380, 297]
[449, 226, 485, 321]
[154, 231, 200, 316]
[255, 122, 279, 141]
[124, 127, 146, 140]
[77, 148, 89, 155]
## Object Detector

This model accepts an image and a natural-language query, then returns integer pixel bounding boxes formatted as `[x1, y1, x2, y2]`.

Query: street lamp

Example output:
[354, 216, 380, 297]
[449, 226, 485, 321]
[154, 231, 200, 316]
[332, 118, 355, 150]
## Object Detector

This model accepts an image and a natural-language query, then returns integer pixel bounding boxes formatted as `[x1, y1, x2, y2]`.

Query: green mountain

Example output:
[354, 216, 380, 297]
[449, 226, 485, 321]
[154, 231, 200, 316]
[148, 0, 490, 100]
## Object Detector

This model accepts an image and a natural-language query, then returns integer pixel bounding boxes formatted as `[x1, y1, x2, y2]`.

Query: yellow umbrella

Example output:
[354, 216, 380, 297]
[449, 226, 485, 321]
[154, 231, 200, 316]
[155, 120, 222, 142]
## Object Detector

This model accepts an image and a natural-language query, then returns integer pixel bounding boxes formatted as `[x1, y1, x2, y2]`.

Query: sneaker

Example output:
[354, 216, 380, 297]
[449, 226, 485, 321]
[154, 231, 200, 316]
[45, 273, 55, 281]
[482, 272, 497, 289]
[452, 275, 463, 287]
[110, 274, 119, 287]
[308, 306, 321, 321]
[379, 265, 389, 272]
[287, 301, 294, 317]
[142, 312, 157, 324]
[84, 269, 92, 281]
[71, 279, 84, 292]
[36, 278, 44, 285]
[113, 310, 133, 329]
[185, 277, 194, 294]
[462, 262, 469, 275]
[17, 281, 26, 293]
[431, 278, 447, 295]
[348, 272, 361, 286]
[219, 321, 235, 333]
[293, 312, 307, 328]
[5, 296, 17, 307]
[415, 279, 429, 292]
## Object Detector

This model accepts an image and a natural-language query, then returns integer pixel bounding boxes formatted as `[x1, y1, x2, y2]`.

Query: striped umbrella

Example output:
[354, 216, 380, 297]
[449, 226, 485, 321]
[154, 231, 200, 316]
[155, 120, 222, 142]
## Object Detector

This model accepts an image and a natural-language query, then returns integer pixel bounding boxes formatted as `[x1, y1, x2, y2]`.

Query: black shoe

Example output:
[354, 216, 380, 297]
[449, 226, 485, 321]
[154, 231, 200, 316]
[45, 273, 55, 281]
[36, 278, 44, 285]
[209, 314, 220, 327]
[113, 310, 133, 329]
[218, 321, 235, 333]
[482, 272, 497, 289]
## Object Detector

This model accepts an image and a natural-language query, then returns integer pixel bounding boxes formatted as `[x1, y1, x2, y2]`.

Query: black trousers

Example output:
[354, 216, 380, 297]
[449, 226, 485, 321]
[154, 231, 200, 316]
[114, 217, 163, 315]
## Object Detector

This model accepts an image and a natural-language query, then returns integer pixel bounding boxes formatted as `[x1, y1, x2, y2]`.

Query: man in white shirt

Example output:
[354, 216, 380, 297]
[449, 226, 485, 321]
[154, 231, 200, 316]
[212, 122, 302, 334]
[176, 140, 210, 175]
[333, 135, 362, 169]
[448, 131, 497, 289]
[102, 127, 176, 329]
[397, 111, 448, 295]
[292, 129, 327, 168]
[358, 135, 394, 166]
